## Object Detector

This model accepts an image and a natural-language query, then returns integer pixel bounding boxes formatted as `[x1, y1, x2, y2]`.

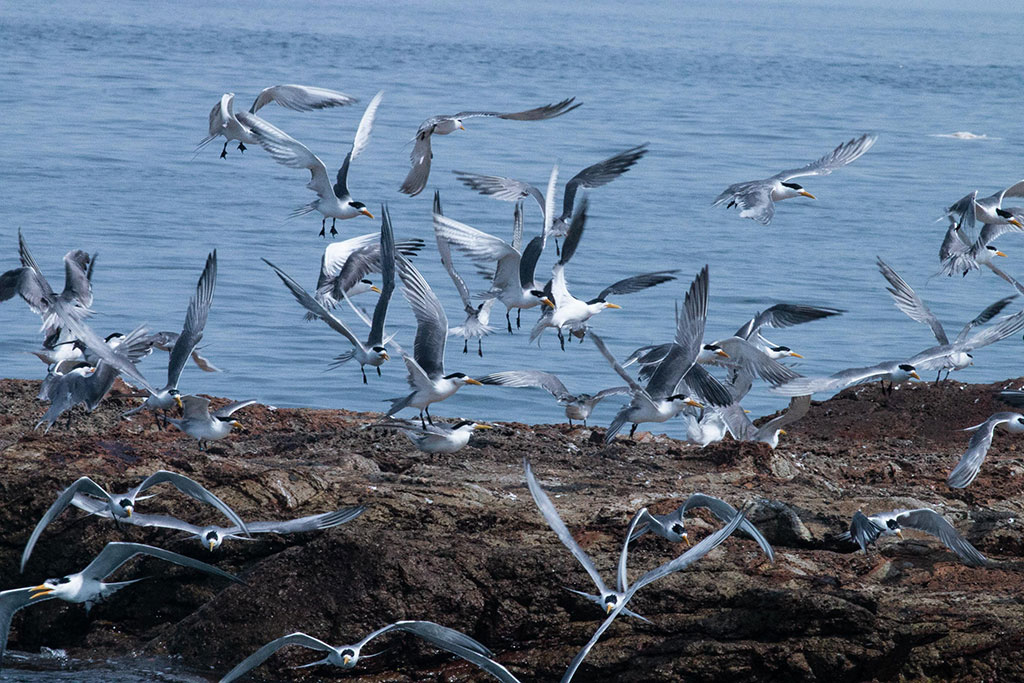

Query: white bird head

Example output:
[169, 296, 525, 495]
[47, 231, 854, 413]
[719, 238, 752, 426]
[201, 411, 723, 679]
[779, 181, 815, 200]
[347, 201, 374, 218]
[30, 575, 79, 600]
[443, 372, 483, 387]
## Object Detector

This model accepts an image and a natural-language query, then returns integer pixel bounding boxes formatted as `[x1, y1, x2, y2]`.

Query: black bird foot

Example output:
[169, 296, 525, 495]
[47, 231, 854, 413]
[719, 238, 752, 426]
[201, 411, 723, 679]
[362, 369, 368, 384]
[555, 240, 561, 257]
[377, 366, 382, 376]
[237, 142, 247, 153]
[220, 142, 228, 158]
[330, 220, 338, 237]
[463, 339, 468, 354]
[319, 226, 326, 238]
[506, 311, 513, 334]
[477, 340, 483, 357]
[558, 331, 565, 351]
[629, 424, 638, 439]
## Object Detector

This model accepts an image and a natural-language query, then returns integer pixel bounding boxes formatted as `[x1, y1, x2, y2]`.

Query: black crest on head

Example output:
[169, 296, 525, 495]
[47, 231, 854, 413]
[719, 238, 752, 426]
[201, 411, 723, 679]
[452, 419, 474, 429]
[443, 372, 468, 379]
[781, 182, 803, 190]
[996, 208, 1014, 219]
[671, 523, 685, 535]
[349, 201, 366, 209]
[772, 345, 791, 352]
[361, 278, 373, 285]
[886, 519, 899, 530]
[898, 363, 914, 372]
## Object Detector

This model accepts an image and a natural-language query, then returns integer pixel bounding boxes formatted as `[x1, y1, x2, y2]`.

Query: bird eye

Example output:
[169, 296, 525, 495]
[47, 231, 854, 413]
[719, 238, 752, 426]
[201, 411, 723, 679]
[58, 577, 71, 584]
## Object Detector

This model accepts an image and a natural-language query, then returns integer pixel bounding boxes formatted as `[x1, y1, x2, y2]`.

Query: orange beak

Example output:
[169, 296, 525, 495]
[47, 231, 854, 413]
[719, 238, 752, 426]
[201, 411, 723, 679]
[360, 208, 375, 218]
[799, 190, 816, 199]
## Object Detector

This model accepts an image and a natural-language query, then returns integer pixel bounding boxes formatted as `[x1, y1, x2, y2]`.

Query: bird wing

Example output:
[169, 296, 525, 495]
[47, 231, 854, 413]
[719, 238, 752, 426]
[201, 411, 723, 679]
[264, 258, 366, 352]
[517, 235, 544, 291]
[433, 215, 518, 267]
[433, 192, 474, 311]
[456, 96, 580, 122]
[560, 509, 746, 683]
[897, 509, 987, 567]
[368, 205, 397, 347]
[167, 251, 217, 389]
[954, 295, 1017, 343]
[317, 234, 379, 293]
[773, 133, 878, 181]
[947, 413, 1015, 488]
[675, 265, 709, 361]
[755, 395, 810, 442]
[477, 370, 570, 399]
[61, 250, 94, 309]
[592, 385, 631, 401]
[542, 165, 559, 247]
[21, 476, 110, 572]
[0, 587, 54, 665]
[848, 510, 883, 552]
[735, 303, 844, 339]
[397, 256, 447, 379]
[237, 506, 366, 535]
[591, 270, 678, 304]
[180, 394, 212, 420]
[713, 181, 775, 224]
[213, 399, 258, 418]
[876, 257, 947, 345]
[399, 130, 433, 196]
[248, 84, 358, 113]
[771, 361, 898, 396]
[959, 308, 1024, 351]
[452, 171, 545, 211]
[207, 93, 233, 137]
[713, 337, 802, 387]
[81, 541, 243, 582]
[524, 459, 610, 595]
[238, 112, 334, 201]
[681, 493, 775, 562]
[617, 508, 648, 593]
[588, 332, 645, 395]
[977, 220, 1024, 248]
[998, 179, 1024, 204]
[219, 632, 338, 683]
[131, 470, 249, 536]
[560, 144, 648, 221]
[334, 90, 383, 198]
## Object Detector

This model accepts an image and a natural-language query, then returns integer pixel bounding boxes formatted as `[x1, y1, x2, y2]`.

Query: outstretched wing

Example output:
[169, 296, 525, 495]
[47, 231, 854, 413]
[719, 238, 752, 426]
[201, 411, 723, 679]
[264, 258, 365, 352]
[335, 90, 384, 198]
[21, 476, 110, 572]
[453, 171, 546, 213]
[477, 370, 570, 399]
[397, 256, 447, 379]
[132, 470, 249, 536]
[681, 493, 775, 561]
[561, 144, 648, 220]
[399, 129, 433, 197]
[876, 257, 947, 344]
[219, 632, 338, 683]
[167, 251, 217, 389]
[239, 112, 333, 201]
[773, 133, 877, 181]
[455, 96, 581, 122]
[897, 509, 987, 567]
[368, 205, 396, 346]
[947, 413, 1015, 488]
[734, 303, 844, 339]
[591, 270, 678, 304]
[81, 541, 243, 582]
[248, 84, 357, 113]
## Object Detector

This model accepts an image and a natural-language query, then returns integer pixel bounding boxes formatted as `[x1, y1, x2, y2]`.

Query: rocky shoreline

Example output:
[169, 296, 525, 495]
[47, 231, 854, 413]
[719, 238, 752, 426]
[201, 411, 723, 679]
[1, 376, 1023, 682]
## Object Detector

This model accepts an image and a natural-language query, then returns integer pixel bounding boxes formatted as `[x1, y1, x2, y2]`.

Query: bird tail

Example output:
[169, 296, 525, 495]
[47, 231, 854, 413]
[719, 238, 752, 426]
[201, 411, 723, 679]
[327, 351, 356, 369]
[605, 409, 629, 444]
[191, 133, 219, 159]
[385, 393, 414, 416]
[288, 202, 318, 220]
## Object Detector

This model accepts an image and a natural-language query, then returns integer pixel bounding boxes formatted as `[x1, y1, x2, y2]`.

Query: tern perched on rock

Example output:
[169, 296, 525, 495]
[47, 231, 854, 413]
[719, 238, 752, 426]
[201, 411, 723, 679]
[372, 419, 492, 453]
[477, 369, 629, 427]
[714, 133, 877, 224]
[219, 621, 519, 682]
[399, 96, 580, 196]
[1, 542, 241, 669]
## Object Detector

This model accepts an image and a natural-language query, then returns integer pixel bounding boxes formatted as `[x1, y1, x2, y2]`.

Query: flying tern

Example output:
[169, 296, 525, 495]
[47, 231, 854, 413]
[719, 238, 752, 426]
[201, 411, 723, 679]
[1, 542, 240, 669]
[122, 251, 216, 427]
[477, 370, 629, 426]
[265, 205, 396, 383]
[21, 471, 250, 571]
[840, 509, 987, 567]
[241, 90, 382, 236]
[773, 361, 920, 397]
[310, 233, 424, 315]
[219, 621, 519, 683]
[713, 133, 877, 224]
[948, 412, 1024, 488]
[399, 96, 580, 196]
[385, 256, 482, 425]
[628, 493, 774, 562]
[196, 85, 358, 159]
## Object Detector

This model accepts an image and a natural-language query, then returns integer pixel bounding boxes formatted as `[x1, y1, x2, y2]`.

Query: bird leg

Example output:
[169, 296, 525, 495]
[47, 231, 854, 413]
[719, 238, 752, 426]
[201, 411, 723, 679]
[220, 142, 228, 159]
[555, 239, 561, 257]
[516, 309, 522, 329]
[629, 423, 638, 439]
[330, 218, 338, 237]
[319, 218, 327, 238]
[425, 406, 433, 425]
[506, 310, 513, 334]
[934, 371, 942, 385]
[237, 141, 246, 153]
[558, 329, 566, 351]
[568, 418, 573, 427]
[376, 366, 382, 376]
[477, 339, 483, 357]
[419, 411, 427, 429]
[463, 339, 468, 354]
[361, 366, 368, 384]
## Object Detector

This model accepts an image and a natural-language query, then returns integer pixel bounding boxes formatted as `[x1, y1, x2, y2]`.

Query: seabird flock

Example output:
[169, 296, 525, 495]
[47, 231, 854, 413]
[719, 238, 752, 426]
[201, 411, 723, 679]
[1, 81, 1021, 679]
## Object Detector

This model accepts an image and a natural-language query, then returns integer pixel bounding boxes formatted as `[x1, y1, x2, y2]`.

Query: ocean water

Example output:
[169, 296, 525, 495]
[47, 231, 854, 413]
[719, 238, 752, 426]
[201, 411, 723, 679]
[3, 0, 1024, 440]
[3, 2, 1024, 679]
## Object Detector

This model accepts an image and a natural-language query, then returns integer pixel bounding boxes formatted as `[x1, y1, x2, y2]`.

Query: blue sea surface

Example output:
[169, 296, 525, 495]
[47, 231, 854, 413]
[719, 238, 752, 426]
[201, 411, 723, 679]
[3, 2, 1024, 443]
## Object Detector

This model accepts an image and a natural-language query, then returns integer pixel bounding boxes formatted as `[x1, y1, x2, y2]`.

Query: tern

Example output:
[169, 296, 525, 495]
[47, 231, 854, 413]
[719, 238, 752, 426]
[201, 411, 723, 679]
[165, 396, 256, 449]
[715, 394, 812, 448]
[372, 419, 492, 453]
[948, 412, 1024, 488]
[529, 200, 678, 349]
[524, 460, 648, 621]
[434, 191, 495, 356]
[561, 506, 747, 682]
[309, 232, 424, 315]
[21, 471, 250, 571]
[219, 620, 519, 682]
[196, 84, 358, 159]
[454, 144, 648, 250]
[1, 542, 241, 669]
[241, 90, 382, 236]
[434, 168, 556, 332]
[879, 256, 1018, 380]
[945, 180, 1024, 232]
[713, 133, 877, 224]
[773, 360, 920, 397]
[477, 370, 629, 426]
[840, 509, 987, 567]
[385, 256, 483, 425]
[730, 303, 844, 359]
[70, 495, 364, 551]
[1, 231, 95, 337]
[628, 492, 774, 562]
[939, 211, 1024, 296]
[398, 96, 580, 196]
[138, 330, 220, 372]
[122, 251, 217, 427]
[264, 205, 396, 383]
[906, 309, 1024, 380]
